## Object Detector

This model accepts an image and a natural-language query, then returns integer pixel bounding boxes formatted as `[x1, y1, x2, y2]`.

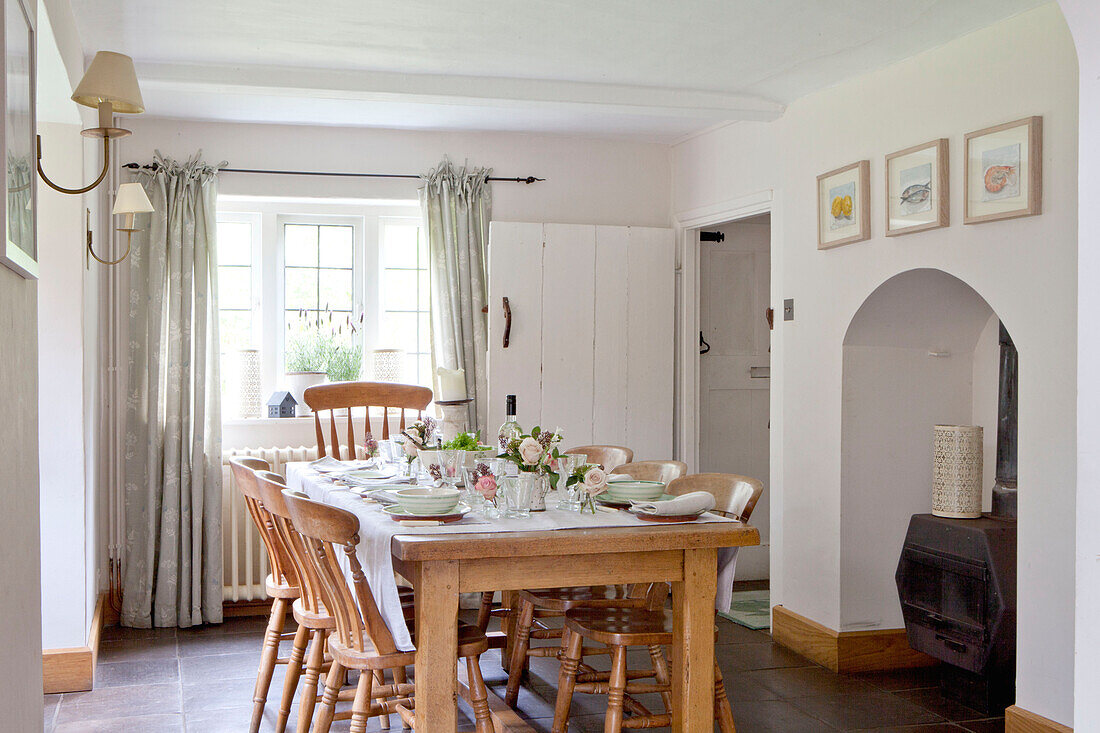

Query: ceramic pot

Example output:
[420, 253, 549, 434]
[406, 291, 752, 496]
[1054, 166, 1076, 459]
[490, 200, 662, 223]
[285, 371, 326, 416]
[526, 472, 552, 511]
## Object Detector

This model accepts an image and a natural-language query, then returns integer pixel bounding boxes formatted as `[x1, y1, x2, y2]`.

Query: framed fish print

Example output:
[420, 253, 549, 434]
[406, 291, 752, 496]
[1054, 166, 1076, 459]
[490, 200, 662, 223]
[817, 160, 870, 250]
[964, 116, 1042, 225]
[885, 139, 948, 237]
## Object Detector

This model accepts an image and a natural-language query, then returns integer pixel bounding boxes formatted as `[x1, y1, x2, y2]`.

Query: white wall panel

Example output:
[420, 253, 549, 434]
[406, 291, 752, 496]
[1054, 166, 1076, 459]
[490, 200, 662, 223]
[592, 227, 630, 446]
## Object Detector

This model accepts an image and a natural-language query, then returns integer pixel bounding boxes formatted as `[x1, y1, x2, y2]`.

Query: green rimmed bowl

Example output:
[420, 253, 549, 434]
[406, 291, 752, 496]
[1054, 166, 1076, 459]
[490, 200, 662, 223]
[603, 480, 666, 502]
[394, 488, 461, 515]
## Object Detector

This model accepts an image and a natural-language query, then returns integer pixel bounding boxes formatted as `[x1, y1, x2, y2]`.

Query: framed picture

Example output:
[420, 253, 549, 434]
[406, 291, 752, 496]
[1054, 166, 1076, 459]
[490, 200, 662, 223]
[817, 160, 870, 250]
[964, 116, 1042, 225]
[0, 0, 36, 279]
[886, 139, 948, 237]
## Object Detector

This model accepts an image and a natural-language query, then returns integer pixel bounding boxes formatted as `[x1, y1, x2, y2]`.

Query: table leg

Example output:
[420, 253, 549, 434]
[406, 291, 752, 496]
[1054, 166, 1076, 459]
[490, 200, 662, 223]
[671, 548, 717, 732]
[415, 559, 460, 732]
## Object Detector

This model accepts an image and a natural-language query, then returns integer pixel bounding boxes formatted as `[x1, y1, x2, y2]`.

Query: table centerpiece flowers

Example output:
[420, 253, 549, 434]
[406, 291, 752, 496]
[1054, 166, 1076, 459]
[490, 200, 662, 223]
[573, 464, 609, 513]
[501, 426, 564, 511]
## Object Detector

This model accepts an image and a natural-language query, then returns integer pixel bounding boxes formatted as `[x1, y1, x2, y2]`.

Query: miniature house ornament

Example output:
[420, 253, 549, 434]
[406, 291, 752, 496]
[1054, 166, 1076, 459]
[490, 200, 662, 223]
[267, 391, 297, 418]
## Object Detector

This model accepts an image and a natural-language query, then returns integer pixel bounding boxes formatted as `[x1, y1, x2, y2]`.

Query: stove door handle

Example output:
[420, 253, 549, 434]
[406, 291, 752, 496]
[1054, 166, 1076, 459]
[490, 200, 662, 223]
[935, 634, 967, 654]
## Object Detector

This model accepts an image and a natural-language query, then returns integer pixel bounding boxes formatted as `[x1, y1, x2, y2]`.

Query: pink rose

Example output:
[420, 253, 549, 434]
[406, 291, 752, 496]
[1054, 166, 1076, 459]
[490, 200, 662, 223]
[403, 442, 418, 458]
[518, 437, 543, 466]
[583, 466, 608, 495]
[474, 475, 498, 500]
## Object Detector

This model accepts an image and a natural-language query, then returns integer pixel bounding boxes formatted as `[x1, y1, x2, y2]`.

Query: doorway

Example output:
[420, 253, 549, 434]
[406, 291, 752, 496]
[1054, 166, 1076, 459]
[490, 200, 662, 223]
[697, 214, 771, 579]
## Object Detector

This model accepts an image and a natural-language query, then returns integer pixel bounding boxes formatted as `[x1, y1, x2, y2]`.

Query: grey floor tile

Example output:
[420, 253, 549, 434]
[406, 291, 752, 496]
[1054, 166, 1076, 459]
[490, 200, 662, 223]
[855, 667, 942, 692]
[716, 618, 773, 645]
[789, 689, 944, 730]
[179, 650, 266, 684]
[97, 635, 179, 663]
[718, 641, 815, 672]
[956, 718, 1005, 733]
[893, 687, 994, 723]
[95, 658, 180, 688]
[724, 698, 839, 732]
[55, 684, 182, 725]
[745, 666, 879, 699]
[720, 670, 785, 702]
[101, 624, 177, 642]
[53, 713, 184, 732]
[44, 693, 61, 729]
[858, 725, 962, 733]
[183, 675, 269, 713]
[177, 630, 267, 657]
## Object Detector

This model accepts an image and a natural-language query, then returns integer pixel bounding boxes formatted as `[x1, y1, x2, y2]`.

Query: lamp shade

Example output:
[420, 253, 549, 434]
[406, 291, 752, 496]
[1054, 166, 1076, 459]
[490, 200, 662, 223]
[113, 183, 154, 215]
[72, 51, 144, 114]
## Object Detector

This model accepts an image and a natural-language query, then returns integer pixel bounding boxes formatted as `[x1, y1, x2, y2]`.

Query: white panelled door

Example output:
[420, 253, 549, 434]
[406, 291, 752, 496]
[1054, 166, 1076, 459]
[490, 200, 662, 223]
[487, 222, 674, 460]
[698, 219, 771, 579]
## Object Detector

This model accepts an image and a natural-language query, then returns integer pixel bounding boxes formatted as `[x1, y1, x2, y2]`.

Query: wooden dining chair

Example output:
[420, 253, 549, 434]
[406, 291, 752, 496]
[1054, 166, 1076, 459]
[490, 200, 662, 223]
[666, 472, 764, 522]
[281, 490, 494, 733]
[610, 460, 688, 484]
[563, 445, 634, 472]
[254, 470, 337, 733]
[229, 457, 301, 733]
[551, 472, 767, 733]
[303, 381, 433, 460]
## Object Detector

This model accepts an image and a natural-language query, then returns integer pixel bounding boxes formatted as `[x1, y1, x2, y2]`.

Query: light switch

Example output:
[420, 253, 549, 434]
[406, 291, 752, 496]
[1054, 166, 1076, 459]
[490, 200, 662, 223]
[783, 298, 794, 321]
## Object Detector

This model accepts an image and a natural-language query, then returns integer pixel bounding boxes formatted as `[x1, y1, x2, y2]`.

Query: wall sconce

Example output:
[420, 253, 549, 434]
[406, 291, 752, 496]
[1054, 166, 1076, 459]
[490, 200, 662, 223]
[38, 51, 144, 195]
[87, 182, 155, 265]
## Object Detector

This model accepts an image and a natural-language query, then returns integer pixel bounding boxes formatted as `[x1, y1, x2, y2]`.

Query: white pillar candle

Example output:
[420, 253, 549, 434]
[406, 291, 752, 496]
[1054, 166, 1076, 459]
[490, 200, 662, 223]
[436, 367, 467, 401]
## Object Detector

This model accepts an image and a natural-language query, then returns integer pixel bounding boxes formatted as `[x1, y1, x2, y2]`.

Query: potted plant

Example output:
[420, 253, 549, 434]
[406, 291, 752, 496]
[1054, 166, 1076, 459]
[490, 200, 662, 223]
[441, 431, 497, 468]
[284, 308, 364, 414]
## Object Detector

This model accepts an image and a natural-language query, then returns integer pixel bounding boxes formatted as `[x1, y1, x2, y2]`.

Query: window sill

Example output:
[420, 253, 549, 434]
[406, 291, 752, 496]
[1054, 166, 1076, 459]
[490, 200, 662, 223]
[223, 416, 314, 428]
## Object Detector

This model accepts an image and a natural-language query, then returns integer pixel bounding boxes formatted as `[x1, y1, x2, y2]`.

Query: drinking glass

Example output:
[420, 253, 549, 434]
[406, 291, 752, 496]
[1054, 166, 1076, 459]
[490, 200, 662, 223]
[555, 453, 586, 510]
[504, 474, 535, 518]
[438, 449, 461, 491]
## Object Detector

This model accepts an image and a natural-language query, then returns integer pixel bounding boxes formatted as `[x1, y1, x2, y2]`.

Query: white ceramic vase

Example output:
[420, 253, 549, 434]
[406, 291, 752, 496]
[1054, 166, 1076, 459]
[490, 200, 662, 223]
[285, 371, 327, 416]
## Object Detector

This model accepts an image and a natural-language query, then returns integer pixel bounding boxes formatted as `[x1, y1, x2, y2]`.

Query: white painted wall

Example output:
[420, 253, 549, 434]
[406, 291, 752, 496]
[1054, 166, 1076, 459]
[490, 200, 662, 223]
[37, 119, 88, 649]
[673, 4, 1077, 724]
[119, 119, 672, 228]
[1060, 0, 1100, 728]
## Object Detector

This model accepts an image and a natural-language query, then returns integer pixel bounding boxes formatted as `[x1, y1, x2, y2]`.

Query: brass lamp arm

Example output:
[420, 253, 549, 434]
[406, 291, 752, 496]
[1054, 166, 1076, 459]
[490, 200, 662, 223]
[37, 134, 111, 195]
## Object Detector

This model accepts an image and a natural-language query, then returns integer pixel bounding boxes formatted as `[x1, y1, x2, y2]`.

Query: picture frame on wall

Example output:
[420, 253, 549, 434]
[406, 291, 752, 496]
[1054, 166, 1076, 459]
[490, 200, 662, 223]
[817, 160, 870, 250]
[964, 116, 1042, 225]
[885, 138, 949, 237]
[0, 0, 37, 279]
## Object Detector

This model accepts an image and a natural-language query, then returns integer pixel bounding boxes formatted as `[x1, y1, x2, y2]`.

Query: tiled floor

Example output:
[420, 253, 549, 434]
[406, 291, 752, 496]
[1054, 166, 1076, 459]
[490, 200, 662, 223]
[44, 613, 1006, 732]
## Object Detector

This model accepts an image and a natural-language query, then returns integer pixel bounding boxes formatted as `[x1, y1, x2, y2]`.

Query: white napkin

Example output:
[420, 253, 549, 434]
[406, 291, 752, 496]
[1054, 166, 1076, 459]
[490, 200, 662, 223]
[309, 457, 370, 474]
[607, 473, 634, 482]
[631, 491, 715, 516]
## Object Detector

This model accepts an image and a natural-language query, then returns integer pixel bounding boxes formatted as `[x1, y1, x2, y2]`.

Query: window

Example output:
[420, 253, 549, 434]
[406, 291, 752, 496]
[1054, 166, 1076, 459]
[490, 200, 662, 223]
[215, 198, 427, 421]
[216, 216, 259, 352]
[380, 219, 431, 386]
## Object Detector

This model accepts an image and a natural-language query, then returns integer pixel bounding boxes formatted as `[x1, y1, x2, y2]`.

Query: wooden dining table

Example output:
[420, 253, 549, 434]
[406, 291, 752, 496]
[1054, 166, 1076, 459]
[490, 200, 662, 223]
[389, 521, 760, 732]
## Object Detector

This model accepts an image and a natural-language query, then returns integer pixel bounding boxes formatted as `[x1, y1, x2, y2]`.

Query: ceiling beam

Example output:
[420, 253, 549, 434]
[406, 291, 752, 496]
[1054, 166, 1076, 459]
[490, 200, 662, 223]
[135, 62, 786, 123]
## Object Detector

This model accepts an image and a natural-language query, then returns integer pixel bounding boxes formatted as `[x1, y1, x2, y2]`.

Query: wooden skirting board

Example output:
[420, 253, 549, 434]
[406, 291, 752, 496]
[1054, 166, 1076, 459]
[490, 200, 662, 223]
[42, 593, 109, 694]
[1006, 705, 1073, 733]
[771, 605, 936, 673]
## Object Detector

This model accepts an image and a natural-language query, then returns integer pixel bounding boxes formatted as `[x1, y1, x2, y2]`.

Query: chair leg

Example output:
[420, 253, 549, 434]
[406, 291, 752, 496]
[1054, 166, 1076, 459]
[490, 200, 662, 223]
[374, 670, 391, 730]
[466, 654, 494, 733]
[277, 623, 310, 733]
[505, 596, 535, 705]
[251, 597, 288, 733]
[312, 661, 344, 733]
[552, 627, 584, 733]
[348, 668, 375, 733]
[476, 591, 495, 630]
[296, 629, 327, 733]
[604, 645, 628, 733]
[647, 644, 673, 714]
[714, 662, 736, 733]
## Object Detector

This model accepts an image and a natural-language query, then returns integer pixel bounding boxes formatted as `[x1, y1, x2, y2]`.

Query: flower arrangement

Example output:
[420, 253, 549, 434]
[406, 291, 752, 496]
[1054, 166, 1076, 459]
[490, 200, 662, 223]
[575, 464, 608, 513]
[470, 462, 499, 502]
[362, 432, 379, 459]
[401, 417, 438, 457]
[502, 426, 564, 474]
[285, 308, 364, 382]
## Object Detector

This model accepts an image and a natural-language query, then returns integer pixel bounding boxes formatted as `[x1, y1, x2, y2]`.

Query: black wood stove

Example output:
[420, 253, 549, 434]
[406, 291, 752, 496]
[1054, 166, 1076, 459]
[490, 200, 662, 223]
[895, 513, 1016, 713]
[894, 323, 1019, 715]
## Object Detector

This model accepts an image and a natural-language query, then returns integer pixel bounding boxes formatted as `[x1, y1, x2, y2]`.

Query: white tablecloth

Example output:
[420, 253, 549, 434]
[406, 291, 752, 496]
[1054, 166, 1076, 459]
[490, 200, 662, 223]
[287, 463, 740, 651]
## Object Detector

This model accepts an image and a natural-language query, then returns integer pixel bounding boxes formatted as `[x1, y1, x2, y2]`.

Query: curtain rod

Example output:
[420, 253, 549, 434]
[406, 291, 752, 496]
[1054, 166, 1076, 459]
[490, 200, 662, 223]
[122, 162, 545, 185]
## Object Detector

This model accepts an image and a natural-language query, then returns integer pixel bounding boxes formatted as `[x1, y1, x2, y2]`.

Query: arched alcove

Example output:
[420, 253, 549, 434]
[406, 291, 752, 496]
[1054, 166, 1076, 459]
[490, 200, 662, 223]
[839, 268, 1010, 630]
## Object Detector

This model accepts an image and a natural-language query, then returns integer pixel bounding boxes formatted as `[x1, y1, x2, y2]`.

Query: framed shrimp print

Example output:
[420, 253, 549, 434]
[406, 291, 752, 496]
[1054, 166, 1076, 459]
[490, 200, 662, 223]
[818, 160, 870, 250]
[964, 116, 1042, 225]
[886, 139, 948, 237]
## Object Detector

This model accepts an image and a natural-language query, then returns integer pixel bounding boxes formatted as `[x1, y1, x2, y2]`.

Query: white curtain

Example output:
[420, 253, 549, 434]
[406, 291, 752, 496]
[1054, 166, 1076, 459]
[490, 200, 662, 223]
[121, 152, 223, 628]
[420, 160, 491, 433]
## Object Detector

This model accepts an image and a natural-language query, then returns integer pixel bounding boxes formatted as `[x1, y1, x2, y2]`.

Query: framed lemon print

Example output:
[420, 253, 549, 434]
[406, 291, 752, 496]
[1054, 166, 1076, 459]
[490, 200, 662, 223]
[818, 160, 870, 250]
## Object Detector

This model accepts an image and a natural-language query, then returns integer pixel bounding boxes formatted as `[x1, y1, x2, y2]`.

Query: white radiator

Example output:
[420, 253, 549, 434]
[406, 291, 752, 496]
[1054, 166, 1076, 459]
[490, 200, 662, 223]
[220, 446, 318, 601]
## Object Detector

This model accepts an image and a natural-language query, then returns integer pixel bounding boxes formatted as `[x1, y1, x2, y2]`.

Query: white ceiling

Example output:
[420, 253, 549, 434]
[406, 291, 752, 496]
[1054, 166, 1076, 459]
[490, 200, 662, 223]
[70, 0, 1049, 142]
